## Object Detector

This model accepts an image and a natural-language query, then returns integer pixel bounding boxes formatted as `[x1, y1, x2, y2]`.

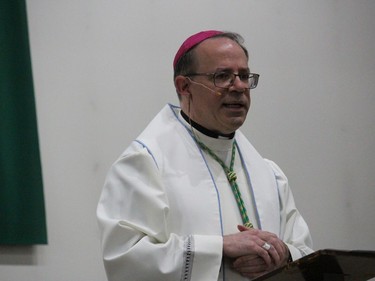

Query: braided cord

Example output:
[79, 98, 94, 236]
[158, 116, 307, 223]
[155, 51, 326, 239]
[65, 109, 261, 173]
[195, 139, 253, 228]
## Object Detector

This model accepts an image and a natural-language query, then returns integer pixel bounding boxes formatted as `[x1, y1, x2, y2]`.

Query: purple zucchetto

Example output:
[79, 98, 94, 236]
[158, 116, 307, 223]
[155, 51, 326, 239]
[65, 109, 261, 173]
[173, 30, 223, 69]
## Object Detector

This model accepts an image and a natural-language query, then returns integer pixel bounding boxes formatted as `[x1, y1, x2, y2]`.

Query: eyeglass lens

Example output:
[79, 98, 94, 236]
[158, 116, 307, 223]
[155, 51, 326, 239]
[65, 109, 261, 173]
[214, 73, 258, 89]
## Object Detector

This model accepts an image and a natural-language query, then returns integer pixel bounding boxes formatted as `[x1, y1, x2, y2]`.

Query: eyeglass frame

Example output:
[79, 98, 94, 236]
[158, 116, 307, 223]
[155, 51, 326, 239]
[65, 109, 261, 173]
[185, 71, 260, 90]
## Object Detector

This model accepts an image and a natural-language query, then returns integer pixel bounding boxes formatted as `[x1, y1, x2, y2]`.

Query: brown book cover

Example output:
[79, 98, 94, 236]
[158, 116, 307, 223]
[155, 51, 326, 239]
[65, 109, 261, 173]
[253, 249, 375, 281]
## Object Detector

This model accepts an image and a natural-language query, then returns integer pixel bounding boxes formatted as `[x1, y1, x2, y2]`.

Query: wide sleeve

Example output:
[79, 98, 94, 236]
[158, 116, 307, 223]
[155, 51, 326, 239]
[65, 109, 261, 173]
[97, 142, 223, 281]
[265, 159, 314, 261]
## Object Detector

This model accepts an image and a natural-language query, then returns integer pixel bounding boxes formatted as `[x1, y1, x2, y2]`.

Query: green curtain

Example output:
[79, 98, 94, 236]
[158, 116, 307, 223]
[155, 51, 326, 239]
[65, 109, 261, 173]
[0, 0, 47, 244]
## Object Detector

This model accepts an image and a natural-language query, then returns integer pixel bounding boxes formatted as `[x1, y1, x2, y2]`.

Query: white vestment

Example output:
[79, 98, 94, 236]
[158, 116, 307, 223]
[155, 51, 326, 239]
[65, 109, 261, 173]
[97, 104, 313, 281]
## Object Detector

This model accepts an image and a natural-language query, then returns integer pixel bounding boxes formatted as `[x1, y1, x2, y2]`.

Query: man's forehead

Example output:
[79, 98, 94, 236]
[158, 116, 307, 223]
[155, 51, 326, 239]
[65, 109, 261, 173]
[196, 37, 240, 52]
[196, 36, 249, 64]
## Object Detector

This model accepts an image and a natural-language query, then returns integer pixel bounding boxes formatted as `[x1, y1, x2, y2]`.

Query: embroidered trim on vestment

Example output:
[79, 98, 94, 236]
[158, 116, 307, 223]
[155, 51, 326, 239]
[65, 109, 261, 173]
[180, 235, 194, 281]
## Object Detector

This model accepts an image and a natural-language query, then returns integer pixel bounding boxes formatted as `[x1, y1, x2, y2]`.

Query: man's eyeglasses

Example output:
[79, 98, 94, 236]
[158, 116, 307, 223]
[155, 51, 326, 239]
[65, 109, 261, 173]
[185, 72, 260, 90]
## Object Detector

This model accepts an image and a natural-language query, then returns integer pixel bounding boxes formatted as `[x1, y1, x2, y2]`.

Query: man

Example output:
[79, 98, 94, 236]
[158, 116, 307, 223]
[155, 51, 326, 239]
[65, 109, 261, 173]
[97, 30, 313, 281]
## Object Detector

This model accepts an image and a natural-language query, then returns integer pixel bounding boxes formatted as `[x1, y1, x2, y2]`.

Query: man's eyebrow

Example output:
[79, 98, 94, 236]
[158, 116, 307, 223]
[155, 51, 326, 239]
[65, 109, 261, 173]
[215, 67, 250, 72]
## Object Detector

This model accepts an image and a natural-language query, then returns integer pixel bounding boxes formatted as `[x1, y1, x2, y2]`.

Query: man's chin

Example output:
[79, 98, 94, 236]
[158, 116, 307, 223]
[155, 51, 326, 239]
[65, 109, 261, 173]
[224, 118, 246, 132]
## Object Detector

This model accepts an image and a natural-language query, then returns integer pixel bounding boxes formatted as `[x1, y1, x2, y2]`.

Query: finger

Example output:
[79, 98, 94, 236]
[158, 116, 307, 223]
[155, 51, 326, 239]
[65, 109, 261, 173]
[233, 258, 269, 276]
[265, 243, 281, 265]
[259, 240, 280, 264]
[233, 261, 268, 272]
[256, 231, 286, 266]
[240, 269, 270, 279]
[232, 254, 263, 267]
[271, 241, 290, 266]
[264, 238, 289, 266]
[256, 242, 273, 267]
[235, 265, 269, 276]
[240, 228, 289, 267]
[237, 224, 249, 232]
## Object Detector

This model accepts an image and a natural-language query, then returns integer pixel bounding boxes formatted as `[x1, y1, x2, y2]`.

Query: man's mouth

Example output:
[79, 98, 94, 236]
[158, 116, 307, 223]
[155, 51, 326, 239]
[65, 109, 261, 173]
[223, 102, 244, 108]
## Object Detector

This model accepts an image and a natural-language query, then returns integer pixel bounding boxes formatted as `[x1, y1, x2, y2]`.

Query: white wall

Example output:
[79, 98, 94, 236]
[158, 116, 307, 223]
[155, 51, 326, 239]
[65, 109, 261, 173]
[1, 1, 374, 280]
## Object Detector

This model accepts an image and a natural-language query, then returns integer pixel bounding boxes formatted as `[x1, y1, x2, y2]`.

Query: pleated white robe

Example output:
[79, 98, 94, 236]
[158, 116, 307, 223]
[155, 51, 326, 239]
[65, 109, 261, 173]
[97, 104, 313, 281]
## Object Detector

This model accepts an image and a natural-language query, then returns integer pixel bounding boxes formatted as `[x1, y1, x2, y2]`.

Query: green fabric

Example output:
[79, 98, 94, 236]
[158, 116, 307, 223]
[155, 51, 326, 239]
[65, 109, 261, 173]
[0, 0, 47, 244]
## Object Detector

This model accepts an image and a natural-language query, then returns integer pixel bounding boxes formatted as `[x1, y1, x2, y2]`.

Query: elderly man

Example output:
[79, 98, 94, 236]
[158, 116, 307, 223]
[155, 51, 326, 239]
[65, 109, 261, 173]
[97, 30, 313, 281]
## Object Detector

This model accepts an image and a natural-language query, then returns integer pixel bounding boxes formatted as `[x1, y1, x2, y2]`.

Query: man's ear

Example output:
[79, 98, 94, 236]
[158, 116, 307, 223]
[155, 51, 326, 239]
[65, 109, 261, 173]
[174, 75, 190, 97]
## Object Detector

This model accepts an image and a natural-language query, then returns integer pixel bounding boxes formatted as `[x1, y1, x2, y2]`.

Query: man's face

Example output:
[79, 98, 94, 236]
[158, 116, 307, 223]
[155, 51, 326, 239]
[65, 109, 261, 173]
[186, 37, 251, 135]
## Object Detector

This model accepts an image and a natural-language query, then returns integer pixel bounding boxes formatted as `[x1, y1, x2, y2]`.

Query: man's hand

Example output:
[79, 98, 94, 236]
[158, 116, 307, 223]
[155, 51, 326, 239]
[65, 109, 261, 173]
[232, 254, 270, 279]
[223, 225, 290, 278]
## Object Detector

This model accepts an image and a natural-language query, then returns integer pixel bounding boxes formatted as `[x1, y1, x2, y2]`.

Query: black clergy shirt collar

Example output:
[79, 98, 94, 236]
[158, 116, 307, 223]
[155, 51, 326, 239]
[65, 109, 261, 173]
[180, 110, 235, 140]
